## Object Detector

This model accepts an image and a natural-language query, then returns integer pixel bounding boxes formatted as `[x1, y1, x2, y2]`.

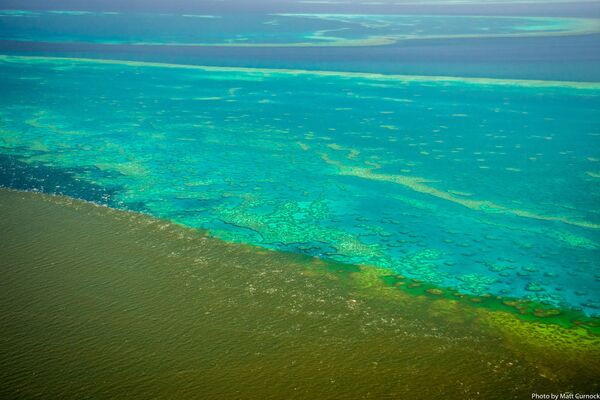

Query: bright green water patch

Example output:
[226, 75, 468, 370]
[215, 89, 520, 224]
[1, 11, 599, 47]
[0, 189, 598, 398]
[379, 272, 600, 333]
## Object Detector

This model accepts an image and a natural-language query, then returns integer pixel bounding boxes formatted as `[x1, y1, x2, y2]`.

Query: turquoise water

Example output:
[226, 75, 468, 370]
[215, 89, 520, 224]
[1, 54, 599, 314]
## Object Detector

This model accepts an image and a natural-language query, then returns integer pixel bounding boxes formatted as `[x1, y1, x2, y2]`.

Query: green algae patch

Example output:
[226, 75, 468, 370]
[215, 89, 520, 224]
[340, 260, 600, 339]
[475, 310, 600, 384]
[344, 261, 600, 376]
[347, 265, 411, 302]
[379, 271, 600, 335]
[341, 262, 600, 354]
[479, 310, 600, 356]
[427, 288, 444, 295]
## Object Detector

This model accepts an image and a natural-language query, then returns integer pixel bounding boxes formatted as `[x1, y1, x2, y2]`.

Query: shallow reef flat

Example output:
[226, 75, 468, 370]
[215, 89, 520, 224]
[1, 11, 599, 47]
[0, 54, 599, 315]
[0, 189, 598, 399]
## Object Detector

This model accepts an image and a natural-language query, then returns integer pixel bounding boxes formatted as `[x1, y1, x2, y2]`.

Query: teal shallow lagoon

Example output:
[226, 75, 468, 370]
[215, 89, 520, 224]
[1, 55, 598, 315]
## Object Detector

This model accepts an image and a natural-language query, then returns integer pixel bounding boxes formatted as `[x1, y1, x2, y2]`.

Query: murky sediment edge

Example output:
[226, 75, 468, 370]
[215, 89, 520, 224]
[2, 187, 598, 340]
[1, 187, 599, 396]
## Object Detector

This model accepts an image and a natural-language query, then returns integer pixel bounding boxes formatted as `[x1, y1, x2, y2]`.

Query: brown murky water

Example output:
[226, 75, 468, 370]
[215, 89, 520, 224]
[0, 189, 598, 399]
